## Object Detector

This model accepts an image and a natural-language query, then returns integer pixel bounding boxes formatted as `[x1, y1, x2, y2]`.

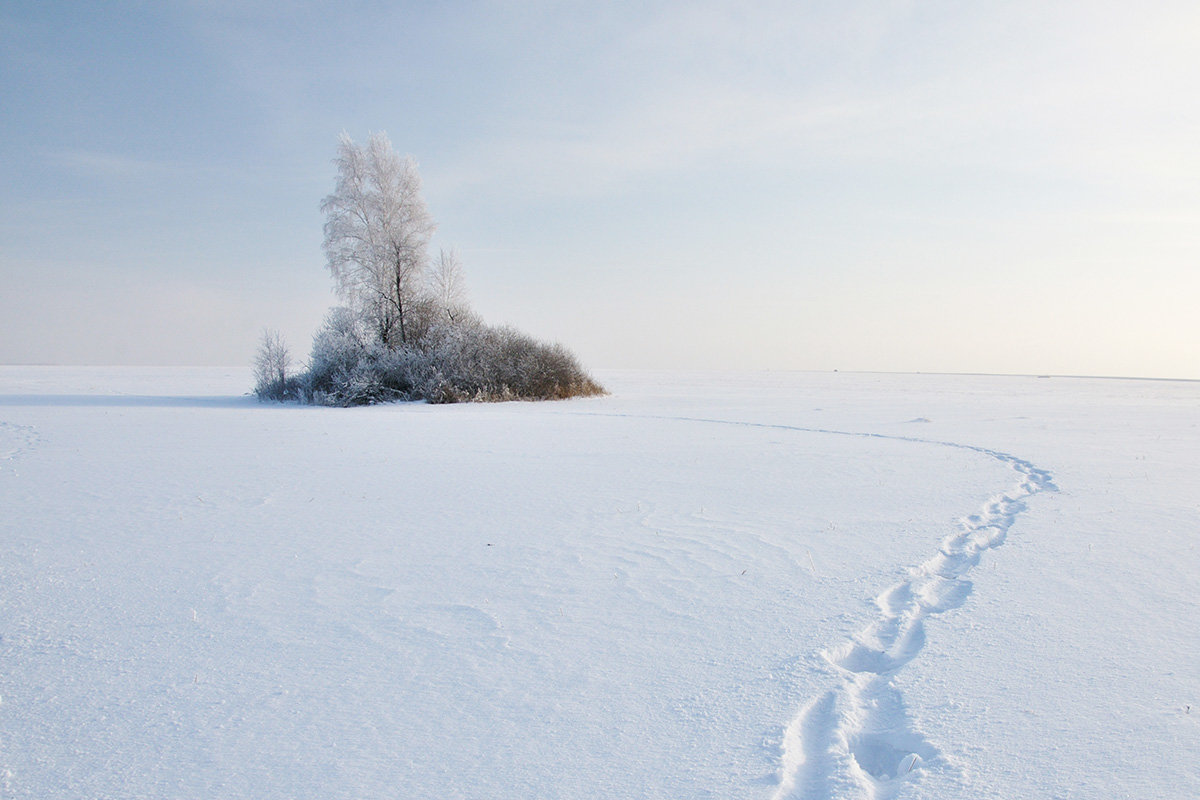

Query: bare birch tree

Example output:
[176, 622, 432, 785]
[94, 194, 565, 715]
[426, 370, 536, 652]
[320, 132, 435, 347]
[429, 247, 470, 323]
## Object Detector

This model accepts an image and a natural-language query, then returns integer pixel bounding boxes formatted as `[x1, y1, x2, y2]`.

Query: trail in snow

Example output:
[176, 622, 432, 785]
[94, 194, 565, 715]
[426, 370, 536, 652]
[570, 412, 1055, 800]
[773, 443, 1054, 800]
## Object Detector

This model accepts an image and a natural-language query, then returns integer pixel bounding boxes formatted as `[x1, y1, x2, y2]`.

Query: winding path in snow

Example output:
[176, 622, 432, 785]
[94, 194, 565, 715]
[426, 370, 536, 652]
[574, 412, 1056, 799]
[769, 435, 1055, 800]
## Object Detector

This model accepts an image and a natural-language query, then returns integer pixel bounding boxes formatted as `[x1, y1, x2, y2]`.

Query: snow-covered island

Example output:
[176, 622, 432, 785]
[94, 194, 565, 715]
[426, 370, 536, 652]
[254, 133, 603, 406]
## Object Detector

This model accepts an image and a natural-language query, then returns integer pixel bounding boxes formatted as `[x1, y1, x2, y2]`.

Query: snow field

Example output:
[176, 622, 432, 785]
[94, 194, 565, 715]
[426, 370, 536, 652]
[1, 367, 1196, 799]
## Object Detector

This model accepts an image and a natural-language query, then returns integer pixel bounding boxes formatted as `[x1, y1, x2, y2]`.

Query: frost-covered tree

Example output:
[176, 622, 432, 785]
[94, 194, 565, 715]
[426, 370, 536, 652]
[320, 132, 436, 348]
[253, 329, 292, 400]
[429, 247, 470, 324]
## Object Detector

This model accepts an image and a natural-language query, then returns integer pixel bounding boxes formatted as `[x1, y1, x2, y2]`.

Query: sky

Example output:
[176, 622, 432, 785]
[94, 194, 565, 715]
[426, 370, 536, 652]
[1, 1, 1198, 378]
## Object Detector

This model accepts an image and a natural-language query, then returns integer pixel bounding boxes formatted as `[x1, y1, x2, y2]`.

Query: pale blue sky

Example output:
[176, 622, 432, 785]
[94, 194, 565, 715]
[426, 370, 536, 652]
[2, 1, 1198, 377]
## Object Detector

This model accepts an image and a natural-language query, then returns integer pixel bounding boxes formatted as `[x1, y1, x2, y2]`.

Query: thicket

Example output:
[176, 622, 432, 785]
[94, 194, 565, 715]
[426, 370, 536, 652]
[254, 133, 603, 405]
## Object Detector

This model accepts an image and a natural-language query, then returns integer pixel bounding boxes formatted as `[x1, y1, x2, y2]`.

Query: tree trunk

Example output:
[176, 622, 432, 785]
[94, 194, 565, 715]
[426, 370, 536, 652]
[395, 267, 407, 346]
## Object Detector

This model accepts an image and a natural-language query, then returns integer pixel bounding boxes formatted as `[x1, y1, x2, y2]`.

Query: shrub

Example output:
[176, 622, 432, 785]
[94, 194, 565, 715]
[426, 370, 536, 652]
[253, 329, 301, 401]
[296, 307, 603, 406]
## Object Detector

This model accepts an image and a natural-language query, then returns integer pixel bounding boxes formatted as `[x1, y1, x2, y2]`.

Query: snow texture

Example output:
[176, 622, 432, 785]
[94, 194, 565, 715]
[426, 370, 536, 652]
[0, 367, 1196, 799]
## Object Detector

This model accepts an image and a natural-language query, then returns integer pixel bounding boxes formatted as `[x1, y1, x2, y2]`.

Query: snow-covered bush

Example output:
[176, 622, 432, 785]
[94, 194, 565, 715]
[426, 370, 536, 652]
[298, 306, 603, 406]
[253, 329, 301, 401]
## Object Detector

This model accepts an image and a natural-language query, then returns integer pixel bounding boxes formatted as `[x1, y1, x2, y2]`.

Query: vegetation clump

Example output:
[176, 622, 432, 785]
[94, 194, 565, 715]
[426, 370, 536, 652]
[255, 132, 603, 405]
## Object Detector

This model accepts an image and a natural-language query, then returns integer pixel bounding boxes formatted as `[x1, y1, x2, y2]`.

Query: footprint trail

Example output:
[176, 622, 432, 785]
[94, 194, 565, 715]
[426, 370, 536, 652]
[773, 445, 1055, 800]
[566, 410, 1056, 796]
[566, 411, 1055, 798]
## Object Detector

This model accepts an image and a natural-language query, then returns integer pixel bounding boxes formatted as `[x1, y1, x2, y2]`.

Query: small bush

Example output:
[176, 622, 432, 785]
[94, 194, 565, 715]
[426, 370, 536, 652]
[253, 329, 301, 401]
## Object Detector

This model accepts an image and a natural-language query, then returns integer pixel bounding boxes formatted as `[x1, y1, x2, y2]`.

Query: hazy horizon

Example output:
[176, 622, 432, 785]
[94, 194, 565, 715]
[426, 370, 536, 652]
[3, 2, 1198, 379]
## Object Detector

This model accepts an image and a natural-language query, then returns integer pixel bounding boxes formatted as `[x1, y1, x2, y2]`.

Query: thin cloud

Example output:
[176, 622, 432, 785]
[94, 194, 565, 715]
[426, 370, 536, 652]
[45, 149, 241, 182]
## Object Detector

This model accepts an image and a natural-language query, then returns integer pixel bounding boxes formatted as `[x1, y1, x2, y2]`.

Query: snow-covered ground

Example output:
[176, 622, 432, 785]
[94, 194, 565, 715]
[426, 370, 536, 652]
[1, 367, 1196, 799]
